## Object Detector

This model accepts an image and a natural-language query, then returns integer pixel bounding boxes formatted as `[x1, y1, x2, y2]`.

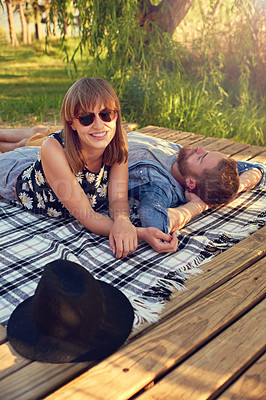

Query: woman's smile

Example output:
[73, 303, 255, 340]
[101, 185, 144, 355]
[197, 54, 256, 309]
[89, 131, 108, 139]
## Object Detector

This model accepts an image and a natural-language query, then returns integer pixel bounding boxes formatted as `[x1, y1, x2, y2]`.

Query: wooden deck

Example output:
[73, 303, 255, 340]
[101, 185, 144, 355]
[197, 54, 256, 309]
[0, 126, 265, 400]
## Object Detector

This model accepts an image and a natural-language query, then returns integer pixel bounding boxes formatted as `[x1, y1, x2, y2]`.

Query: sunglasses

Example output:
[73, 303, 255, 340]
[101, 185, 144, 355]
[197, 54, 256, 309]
[75, 108, 117, 126]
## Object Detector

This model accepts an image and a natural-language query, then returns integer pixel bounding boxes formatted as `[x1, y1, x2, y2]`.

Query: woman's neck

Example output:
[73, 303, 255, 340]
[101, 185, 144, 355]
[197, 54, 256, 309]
[82, 151, 103, 173]
[85, 159, 103, 173]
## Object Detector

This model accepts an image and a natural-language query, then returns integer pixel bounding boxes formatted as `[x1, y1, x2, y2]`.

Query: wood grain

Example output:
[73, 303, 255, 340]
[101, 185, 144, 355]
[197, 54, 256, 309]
[137, 301, 266, 400]
[0, 126, 264, 400]
[218, 352, 266, 400]
[43, 258, 265, 400]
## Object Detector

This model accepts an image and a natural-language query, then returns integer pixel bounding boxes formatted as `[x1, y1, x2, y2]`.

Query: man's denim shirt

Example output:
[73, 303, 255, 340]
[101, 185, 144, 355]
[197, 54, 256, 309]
[128, 159, 266, 234]
[128, 161, 186, 233]
[127, 130, 266, 234]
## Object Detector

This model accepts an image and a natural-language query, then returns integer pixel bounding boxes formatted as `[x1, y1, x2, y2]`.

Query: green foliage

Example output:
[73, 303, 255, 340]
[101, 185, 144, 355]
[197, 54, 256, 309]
[1, 0, 265, 146]
[49, 0, 265, 145]
[118, 68, 265, 146]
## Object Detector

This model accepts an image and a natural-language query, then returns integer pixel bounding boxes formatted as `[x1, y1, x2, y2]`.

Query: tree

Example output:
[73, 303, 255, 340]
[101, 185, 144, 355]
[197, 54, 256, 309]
[51, 0, 193, 70]
[25, 1, 33, 43]
[51, 0, 193, 48]
[5, 0, 18, 46]
[17, 0, 28, 43]
[32, 0, 42, 40]
[42, 0, 58, 37]
[137, 0, 193, 34]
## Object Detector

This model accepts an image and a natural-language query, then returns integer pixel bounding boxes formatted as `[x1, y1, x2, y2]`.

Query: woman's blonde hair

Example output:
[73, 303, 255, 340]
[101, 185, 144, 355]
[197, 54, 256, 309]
[60, 77, 128, 173]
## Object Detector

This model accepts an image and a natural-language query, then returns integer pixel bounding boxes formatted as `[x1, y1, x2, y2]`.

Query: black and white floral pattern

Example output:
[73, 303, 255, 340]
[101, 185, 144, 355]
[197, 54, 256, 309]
[15, 130, 111, 217]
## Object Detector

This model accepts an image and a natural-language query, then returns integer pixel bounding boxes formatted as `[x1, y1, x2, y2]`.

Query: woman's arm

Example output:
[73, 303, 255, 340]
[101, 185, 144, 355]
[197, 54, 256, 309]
[41, 138, 114, 236]
[108, 133, 138, 258]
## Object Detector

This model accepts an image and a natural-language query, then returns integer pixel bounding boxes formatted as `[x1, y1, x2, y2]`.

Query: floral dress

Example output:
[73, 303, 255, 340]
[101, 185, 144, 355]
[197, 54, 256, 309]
[15, 131, 111, 217]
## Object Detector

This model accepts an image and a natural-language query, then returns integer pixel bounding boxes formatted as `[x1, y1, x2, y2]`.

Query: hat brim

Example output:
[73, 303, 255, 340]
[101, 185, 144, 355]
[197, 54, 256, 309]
[7, 281, 134, 363]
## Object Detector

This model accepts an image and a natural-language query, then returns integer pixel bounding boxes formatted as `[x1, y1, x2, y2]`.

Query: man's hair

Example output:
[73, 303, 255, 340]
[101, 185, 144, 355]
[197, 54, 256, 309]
[60, 77, 128, 174]
[194, 158, 240, 207]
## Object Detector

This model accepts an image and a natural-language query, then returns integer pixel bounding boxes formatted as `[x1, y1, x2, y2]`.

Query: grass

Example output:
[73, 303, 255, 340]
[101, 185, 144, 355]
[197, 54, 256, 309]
[0, 35, 265, 146]
[0, 37, 82, 126]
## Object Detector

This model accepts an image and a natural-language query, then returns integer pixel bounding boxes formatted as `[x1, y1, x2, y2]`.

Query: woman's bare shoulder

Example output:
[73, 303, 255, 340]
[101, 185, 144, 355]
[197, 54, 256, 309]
[40, 136, 66, 166]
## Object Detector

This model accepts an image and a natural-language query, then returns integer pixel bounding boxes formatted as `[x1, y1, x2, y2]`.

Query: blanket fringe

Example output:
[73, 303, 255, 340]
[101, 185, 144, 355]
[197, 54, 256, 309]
[124, 267, 203, 328]
[127, 295, 165, 327]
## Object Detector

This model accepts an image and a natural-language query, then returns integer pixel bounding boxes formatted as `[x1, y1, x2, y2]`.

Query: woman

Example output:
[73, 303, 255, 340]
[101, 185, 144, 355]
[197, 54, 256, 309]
[0, 77, 142, 258]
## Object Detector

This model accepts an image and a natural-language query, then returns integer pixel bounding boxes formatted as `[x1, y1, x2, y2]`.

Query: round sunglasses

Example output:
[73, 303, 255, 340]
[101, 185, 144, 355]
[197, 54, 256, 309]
[75, 108, 117, 126]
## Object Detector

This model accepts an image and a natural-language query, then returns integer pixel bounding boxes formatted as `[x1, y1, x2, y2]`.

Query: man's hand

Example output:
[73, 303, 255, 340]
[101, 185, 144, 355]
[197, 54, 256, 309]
[137, 227, 178, 253]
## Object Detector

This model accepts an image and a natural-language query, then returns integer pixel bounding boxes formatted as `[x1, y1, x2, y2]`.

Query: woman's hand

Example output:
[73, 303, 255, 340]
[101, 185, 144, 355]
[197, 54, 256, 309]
[109, 216, 138, 259]
[137, 227, 178, 253]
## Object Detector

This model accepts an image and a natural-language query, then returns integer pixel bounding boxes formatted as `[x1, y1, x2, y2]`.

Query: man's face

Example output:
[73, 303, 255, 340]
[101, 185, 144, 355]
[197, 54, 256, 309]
[177, 146, 226, 177]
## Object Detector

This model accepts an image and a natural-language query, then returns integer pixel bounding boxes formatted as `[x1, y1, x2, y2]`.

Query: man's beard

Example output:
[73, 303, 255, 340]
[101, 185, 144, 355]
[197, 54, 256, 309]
[177, 146, 195, 176]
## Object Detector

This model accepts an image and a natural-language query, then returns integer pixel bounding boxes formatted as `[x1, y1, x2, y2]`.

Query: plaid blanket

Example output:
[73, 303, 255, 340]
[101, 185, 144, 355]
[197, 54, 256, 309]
[0, 188, 265, 328]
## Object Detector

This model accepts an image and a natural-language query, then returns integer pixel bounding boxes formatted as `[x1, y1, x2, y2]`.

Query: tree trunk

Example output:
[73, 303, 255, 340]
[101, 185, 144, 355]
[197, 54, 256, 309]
[63, 11, 69, 37]
[138, 0, 193, 34]
[24, 2, 32, 44]
[5, 0, 18, 46]
[18, 0, 27, 43]
[33, 2, 42, 40]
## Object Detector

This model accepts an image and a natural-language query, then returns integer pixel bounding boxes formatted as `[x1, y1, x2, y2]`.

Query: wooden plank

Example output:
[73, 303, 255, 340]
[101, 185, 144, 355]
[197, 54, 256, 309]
[217, 352, 266, 400]
[199, 138, 235, 152]
[121, 121, 138, 132]
[249, 150, 266, 163]
[137, 127, 195, 143]
[153, 227, 266, 322]
[132, 127, 266, 163]
[175, 134, 205, 146]
[138, 126, 167, 136]
[43, 257, 265, 400]
[0, 342, 30, 379]
[137, 126, 160, 135]
[166, 131, 194, 142]
[1, 228, 264, 399]
[155, 130, 185, 140]
[137, 300, 266, 400]
[0, 324, 7, 343]
[220, 142, 250, 157]
[188, 137, 219, 148]
[230, 145, 266, 162]
[135, 128, 265, 163]
[0, 361, 89, 400]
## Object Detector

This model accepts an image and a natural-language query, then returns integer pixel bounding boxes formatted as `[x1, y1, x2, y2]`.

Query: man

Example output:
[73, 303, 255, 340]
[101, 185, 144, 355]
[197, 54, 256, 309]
[127, 131, 265, 237]
[0, 126, 264, 253]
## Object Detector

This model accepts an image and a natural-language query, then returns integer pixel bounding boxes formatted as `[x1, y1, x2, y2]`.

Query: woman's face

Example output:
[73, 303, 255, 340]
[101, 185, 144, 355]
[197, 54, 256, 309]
[70, 102, 117, 157]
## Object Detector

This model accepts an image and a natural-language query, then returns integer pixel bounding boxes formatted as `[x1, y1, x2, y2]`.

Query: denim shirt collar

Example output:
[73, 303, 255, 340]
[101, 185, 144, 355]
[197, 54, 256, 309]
[128, 160, 186, 204]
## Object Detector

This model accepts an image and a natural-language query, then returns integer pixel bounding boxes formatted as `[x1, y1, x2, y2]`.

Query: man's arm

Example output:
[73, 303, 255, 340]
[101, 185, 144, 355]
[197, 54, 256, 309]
[168, 192, 208, 233]
[237, 160, 265, 192]
[168, 167, 264, 233]
[238, 169, 262, 193]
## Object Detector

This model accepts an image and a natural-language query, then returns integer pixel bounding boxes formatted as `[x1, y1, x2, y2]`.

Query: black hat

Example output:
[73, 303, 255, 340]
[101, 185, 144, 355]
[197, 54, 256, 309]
[7, 259, 134, 363]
